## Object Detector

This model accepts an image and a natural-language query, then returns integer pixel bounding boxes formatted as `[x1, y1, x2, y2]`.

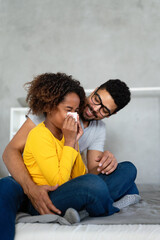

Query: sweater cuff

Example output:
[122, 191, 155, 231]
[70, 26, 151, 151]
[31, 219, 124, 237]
[63, 146, 78, 159]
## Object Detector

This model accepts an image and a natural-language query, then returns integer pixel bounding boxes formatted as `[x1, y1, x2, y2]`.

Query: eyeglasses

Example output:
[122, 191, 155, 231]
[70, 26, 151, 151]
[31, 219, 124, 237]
[91, 91, 111, 117]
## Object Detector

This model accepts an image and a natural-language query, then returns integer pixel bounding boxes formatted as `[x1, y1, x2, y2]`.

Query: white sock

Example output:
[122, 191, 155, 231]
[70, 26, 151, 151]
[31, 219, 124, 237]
[113, 194, 141, 209]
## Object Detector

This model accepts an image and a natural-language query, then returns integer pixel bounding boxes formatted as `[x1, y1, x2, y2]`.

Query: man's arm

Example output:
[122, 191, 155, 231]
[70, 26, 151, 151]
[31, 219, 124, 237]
[2, 117, 61, 215]
[87, 149, 118, 175]
[86, 121, 118, 175]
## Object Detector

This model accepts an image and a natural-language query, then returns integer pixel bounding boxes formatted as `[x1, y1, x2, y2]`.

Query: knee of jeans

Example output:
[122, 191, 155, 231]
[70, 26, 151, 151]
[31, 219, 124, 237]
[83, 173, 102, 185]
[83, 174, 108, 195]
[123, 161, 137, 179]
[0, 177, 23, 199]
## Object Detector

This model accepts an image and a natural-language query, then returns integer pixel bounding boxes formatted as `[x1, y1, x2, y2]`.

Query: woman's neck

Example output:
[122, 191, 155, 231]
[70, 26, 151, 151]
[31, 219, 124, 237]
[44, 119, 63, 140]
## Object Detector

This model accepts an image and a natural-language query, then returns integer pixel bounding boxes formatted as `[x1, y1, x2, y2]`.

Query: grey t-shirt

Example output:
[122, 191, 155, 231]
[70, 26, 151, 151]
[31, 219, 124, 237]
[28, 113, 106, 154]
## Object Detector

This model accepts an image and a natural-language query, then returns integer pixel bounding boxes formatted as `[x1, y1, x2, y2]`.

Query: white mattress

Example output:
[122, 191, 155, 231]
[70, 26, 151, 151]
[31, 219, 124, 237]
[15, 184, 160, 240]
[15, 223, 160, 240]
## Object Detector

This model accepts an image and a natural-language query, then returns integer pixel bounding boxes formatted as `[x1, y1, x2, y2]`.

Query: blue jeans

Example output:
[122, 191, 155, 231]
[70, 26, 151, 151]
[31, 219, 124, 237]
[0, 161, 138, 240]
[0, 177, 28, 240]
[98, 161, 139, 200]
[28, 173, 119, 217]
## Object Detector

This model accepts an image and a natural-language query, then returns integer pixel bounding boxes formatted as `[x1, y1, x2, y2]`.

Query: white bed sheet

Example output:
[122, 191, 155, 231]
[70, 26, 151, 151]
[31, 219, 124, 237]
[15, 184, 160, 240]
[15, 223, 160, 240]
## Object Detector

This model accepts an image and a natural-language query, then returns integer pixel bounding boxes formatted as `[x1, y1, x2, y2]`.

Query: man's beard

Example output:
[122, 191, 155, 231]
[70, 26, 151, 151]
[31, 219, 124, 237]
[80, 112, 91, 122]
[80, 104, 98, 122]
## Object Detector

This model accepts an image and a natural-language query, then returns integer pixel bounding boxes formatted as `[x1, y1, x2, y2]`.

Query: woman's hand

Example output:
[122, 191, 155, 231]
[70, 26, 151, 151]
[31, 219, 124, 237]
[62, 115, 78, 148]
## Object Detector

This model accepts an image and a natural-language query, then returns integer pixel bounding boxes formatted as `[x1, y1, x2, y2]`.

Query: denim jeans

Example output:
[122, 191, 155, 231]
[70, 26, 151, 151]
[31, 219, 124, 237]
[28, 173, 119, 217]
[0, 176, 28, 240]
[98, 161, 139, 200]
[0, 161, 138, 240]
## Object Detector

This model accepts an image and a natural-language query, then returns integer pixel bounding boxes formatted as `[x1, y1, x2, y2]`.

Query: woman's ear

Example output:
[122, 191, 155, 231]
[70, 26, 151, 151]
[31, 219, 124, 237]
[43, 107, 51, 116]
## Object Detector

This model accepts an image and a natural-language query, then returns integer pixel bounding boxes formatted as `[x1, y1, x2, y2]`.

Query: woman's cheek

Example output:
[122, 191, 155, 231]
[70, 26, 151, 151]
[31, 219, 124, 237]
[61, 113, 67, 125]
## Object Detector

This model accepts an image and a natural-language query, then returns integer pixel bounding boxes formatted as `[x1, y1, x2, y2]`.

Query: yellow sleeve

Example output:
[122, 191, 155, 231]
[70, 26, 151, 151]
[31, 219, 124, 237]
[24, 126, 78, 186]
[70, 151, 86, 179]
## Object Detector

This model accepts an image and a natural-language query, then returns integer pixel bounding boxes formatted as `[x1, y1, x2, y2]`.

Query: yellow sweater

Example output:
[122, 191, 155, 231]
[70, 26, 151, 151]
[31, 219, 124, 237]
[23, 122, 86, 186]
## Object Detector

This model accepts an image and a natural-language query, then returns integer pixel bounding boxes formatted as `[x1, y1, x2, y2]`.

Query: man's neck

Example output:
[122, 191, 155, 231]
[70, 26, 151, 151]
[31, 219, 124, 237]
[82, 119, 90, 129]
[80, 113, 92, 129]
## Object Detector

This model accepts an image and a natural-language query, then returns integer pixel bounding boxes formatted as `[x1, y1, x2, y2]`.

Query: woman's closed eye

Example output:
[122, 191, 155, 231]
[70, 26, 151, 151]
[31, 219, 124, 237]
[65, 107, 79, 113]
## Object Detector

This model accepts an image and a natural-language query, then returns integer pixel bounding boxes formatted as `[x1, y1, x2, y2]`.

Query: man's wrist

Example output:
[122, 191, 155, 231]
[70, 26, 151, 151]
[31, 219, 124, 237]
[21, 176, 36, 196]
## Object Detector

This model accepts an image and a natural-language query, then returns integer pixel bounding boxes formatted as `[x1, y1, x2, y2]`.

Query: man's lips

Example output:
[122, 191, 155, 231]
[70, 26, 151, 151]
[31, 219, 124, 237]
[85, 105, 97, 118]
[86, 106, 93, 117]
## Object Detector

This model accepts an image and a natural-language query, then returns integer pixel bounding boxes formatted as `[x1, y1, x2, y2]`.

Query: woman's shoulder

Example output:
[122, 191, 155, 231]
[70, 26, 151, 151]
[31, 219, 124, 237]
[28, 122, 52, 138]
[27, 122, 57, 148]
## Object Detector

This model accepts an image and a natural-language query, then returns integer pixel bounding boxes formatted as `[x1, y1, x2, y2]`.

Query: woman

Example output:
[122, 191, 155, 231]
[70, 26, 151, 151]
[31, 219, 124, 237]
[23, 72, 118, 221]
[23, 72, 86, 187]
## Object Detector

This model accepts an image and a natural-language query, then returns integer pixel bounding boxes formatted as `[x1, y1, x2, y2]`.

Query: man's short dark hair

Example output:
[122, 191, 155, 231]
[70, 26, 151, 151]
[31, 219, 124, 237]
[98, 79, 131, 113]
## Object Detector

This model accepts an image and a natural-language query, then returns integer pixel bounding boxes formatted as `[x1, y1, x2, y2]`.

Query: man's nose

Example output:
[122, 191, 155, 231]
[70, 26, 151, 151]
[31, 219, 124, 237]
[92, 104, 101, 112]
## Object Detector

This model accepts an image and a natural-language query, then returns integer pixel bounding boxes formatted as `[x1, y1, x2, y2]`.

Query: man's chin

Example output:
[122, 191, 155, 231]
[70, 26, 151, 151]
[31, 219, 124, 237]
[81, 113, 95, 122]
[80, 114, 92, 122]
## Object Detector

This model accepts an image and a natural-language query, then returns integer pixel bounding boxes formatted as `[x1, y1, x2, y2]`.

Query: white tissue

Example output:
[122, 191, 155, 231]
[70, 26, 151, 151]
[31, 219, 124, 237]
[67, 112, 77, 121]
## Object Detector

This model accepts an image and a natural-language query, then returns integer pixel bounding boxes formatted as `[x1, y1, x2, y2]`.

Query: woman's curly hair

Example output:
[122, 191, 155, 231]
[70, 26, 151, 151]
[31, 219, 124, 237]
[25, 72, 86, 115]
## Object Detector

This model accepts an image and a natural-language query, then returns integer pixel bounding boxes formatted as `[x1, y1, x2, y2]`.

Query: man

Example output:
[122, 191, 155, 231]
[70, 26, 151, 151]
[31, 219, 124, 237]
[1, 78, 139, 239]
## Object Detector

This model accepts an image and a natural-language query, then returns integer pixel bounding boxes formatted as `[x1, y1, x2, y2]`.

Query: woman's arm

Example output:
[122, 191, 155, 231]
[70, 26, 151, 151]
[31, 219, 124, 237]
[24, 126, 79, 186]
[70, 151, 86, 179]
[25, 115, 84, 186]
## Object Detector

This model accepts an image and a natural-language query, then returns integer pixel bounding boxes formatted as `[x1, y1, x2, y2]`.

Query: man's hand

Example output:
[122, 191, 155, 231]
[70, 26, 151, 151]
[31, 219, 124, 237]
[26, 184, 61, 215]
[76, 114, 83, 142]
[96, 150, 118, 175]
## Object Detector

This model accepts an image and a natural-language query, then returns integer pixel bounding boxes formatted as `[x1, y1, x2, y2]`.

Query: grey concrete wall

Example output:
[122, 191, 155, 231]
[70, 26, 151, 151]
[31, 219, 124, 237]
[0, 0, 160, 183]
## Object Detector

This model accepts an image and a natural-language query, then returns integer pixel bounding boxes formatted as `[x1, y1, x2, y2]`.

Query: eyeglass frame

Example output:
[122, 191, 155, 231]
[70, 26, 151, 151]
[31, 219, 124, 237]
[91, 89, 112, 117]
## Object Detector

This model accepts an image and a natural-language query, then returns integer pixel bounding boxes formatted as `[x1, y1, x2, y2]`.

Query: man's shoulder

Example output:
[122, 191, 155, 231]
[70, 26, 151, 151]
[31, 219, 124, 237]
[28, 113, 45, 125]
[28, 122, 54, 143]
[90, 119, 106, 129]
